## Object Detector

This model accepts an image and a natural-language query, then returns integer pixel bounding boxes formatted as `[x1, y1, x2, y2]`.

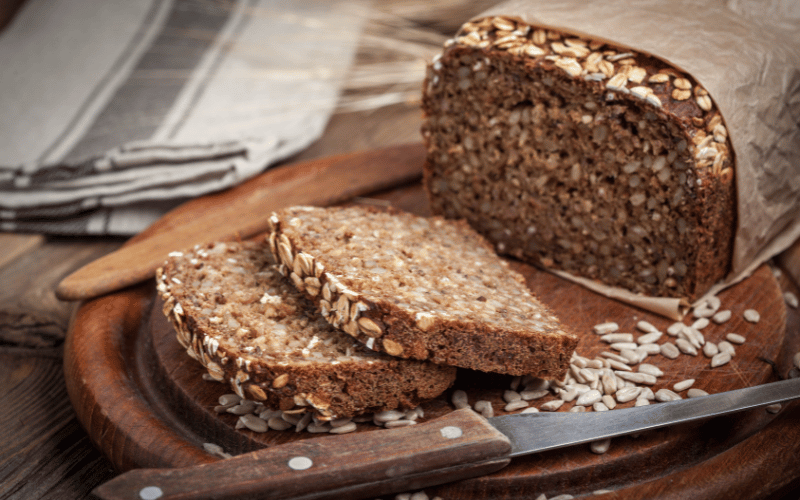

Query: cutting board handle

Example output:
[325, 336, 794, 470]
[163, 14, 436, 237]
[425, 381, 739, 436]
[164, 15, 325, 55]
[92, 408, 511, 500]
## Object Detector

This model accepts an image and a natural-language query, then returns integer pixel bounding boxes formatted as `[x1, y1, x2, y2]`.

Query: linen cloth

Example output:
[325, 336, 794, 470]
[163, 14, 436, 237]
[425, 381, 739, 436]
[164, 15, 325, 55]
[0, 0, 363, 235]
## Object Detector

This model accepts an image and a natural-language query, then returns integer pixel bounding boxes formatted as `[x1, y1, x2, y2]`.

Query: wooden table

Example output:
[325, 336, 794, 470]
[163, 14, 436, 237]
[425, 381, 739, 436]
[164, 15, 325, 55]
[2, 3, 800, 499]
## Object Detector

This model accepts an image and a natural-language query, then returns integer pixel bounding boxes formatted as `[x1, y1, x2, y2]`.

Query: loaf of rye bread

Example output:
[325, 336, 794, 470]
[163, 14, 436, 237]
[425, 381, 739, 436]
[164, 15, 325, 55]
[156, 240, 456, 419]
[421, 16, 736, 302]
[267, 205, 578, 379]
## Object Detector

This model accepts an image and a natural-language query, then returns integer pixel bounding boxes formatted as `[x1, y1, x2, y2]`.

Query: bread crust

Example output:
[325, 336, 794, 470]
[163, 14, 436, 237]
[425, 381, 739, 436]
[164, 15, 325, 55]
[421, 16, 736, 302]
[157, 240, 456, 419]
[268, 205, 578, 379]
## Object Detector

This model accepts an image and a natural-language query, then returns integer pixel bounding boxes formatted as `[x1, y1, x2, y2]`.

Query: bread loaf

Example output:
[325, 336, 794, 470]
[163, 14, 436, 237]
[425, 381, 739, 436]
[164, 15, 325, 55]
[268, 205, 578, 379]
[156, 240, 456, 419]
[421, 16, 736, 302]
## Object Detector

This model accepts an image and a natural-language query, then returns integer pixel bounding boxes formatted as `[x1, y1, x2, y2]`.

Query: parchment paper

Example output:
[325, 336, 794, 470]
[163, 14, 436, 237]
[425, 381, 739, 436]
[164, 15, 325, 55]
[472, 0, 800, 319]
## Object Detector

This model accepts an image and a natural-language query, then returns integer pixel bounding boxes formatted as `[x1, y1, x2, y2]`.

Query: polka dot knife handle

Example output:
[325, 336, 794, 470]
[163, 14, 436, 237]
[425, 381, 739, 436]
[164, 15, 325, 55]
[92, 408, 511, 500]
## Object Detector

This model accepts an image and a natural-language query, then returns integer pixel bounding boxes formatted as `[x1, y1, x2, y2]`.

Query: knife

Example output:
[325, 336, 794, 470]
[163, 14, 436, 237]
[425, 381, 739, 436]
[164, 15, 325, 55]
[93, 376, 800, 500]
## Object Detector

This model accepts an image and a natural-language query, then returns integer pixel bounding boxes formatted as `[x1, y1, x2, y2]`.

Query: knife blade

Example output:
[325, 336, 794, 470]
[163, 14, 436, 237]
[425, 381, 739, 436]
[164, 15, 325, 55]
[93, 376, 800, 500]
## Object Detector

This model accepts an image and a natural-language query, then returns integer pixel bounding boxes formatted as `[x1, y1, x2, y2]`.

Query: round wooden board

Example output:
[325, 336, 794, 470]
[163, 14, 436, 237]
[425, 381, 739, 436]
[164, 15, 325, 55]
[64, 185, 800, 499]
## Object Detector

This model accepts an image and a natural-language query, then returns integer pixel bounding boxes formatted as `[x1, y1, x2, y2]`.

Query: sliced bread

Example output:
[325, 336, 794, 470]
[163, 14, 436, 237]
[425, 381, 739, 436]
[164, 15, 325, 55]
[156, 240, 456, 419]
[267, 205, 578, 379]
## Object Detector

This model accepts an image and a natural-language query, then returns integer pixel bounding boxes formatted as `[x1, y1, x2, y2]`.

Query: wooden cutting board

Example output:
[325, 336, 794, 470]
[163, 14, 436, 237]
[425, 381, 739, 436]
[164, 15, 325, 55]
[63, 145, 800, 499]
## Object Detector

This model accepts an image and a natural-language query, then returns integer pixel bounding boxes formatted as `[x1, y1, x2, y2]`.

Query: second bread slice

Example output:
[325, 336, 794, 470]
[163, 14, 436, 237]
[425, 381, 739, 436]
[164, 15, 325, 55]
[268, 205, 578, 379]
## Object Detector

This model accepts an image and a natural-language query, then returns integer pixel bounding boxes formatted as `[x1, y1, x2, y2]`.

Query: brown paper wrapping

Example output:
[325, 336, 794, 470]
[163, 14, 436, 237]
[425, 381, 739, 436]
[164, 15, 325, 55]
[467, 0, 800, 319]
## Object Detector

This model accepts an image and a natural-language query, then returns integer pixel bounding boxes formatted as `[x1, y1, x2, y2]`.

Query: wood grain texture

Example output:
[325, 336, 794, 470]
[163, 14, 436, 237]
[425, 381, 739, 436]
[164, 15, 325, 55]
[0, 239, 120, 347]
[94, 409, 511, 500]
[55, 143, 426, 302]
[64, 176, 800, 499]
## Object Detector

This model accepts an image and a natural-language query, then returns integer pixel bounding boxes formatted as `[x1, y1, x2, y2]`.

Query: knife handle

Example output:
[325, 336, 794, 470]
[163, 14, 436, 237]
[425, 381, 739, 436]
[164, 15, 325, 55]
[92, 409, 511, 500]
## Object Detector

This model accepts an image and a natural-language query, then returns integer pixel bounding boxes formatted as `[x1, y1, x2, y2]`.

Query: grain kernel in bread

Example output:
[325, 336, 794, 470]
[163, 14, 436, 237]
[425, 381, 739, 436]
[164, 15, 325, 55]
[269, 205, 578, 379]
[157, 240, 456, 419]
[421, 16, 736, 302]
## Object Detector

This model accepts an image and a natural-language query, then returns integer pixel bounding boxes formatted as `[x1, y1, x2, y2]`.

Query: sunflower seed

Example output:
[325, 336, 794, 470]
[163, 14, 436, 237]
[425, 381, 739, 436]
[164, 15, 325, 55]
[687, 388, 709, 398]
[636, 320, 659, 333]
[620, 348, 646, 364]
[451, 390, 470, 409]
[660, 342, 680, 359]
[520, 407, 540, 414]
[634, 397, 650, 407]
[655, 388, 682, 402]
[505, 400, 530, 412]
[712, 310, 732, 324]
[521, 389, 550, 400]
[676, 338, 698, 356]
[474, 400, 495, 418]
[593, 322, 620, 334]
[503, 390, 522, 403]
[615, 386, 642, 403]
[691, 317, 710, 330]
[384, 419, 417, 429]
[611, 342, 639, 351]
[794, 352, 800, 371]
[701, 342, 718, 358]
[785, 292, 799, 308]
[559, 386, 579, 402]
[718, 341, 736, 356]
[601, 371, 618, 395]
[570, 405, 586, 413]
[726, 333, 746, 344]
[640, 387, 655, 400]
[766, 403, 782, 414]
[600, 351, 631, 364]
[374, 409, 405, 423]
[240, 414, 268, 433]
[268, 416, 294, 431]
[638, 363, 664, 377]
[590, 438, 612, 454]
[577, 389, 603, 406]
[638, 343, 661, 355]
[673, 379, 695, 391]
[602, 394, 617, 409]
[602, 333, 635, 343]
[637, 331, 662, 344]
[616, 371, 657, 385]
[711, 351, 732, 367]
[541, 399, 565, 411]
[743, 309, 760, 323]
[666, 322, 684, 336]
[593, 401, 610, 412]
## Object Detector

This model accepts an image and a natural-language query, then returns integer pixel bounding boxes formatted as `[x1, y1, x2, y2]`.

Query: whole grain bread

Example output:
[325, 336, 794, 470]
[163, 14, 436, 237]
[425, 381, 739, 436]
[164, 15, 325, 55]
[156, 240, 456, 419]
[267, 205, 578, 379]
[421, 16, 736, 302]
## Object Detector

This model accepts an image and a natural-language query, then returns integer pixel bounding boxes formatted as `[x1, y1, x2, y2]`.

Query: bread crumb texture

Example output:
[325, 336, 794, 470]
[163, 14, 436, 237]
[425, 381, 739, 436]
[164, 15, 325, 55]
[157, 240, 456, 419]
[269, 205, 578, 378]
[421, 16, 735, 302]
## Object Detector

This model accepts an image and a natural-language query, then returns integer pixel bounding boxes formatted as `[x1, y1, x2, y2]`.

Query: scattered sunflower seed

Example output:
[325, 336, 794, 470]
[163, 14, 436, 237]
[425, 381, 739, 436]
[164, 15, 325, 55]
[691, 317, 710, 330]
[640, 387, 655, 400]
[602, 394, 617, 409]
[451, 390, 470, 409]
[634, 397, 650, 407]
[520, 407, 540, 414]
[638, 363, 664, 377]
[726, 333, 746, 344]
[655, 388, 682, 402]
[711, 351, 732, 368]
[766, 403, 782, 414]
[636, 320, 659, 333]
[718, 341, 736, 356]
[602, 333, 635, 343]
[577, 389, 603, 406]
[541, 399, 565, 411]
[474, 400, 494, 418]
[743, 309, 760, 323]
[785, 292, 799, 309]
[329, 422, 358, 434]
[673, 379, 695, 392]
[676, 338, 698, 356]
[660, 342, 680, 359]
[703, 342, 719, 358]
[505, 400, 530, 412]
[687, 388, 709, 398]
[794, 352, 800, 371]
[384, 419, 417, 429]
[666, 322, 684, 336]
[712, 310, 732, 324]
[590, 438, 612, 454]
[594, 322, 619, 334]
[615, 386, 642, 403]
[637, 331, 662, 344]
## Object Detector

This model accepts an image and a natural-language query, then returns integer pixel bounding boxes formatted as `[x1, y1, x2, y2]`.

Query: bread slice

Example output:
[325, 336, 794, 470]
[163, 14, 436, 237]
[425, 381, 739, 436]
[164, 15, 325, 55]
[421, 16, 736, 302]
[267, 205, 578, 379]
[156, 240, 456, 419]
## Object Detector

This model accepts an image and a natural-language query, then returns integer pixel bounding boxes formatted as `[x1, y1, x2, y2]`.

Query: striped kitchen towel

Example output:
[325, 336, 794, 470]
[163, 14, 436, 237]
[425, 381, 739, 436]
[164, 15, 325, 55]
[0, 0, 363, 235]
